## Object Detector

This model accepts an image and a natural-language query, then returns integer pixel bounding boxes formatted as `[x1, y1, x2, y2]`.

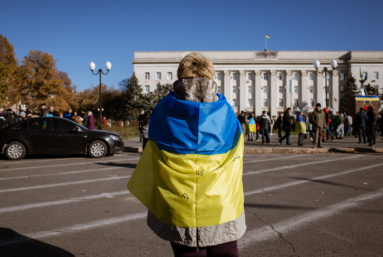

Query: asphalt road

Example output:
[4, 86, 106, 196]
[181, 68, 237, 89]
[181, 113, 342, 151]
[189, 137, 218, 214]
[0, 152, 382, 257]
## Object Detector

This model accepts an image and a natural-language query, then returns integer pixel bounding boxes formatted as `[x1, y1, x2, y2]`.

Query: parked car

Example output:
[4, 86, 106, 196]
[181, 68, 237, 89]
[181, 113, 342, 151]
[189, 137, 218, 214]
[0, 117, 124, 160]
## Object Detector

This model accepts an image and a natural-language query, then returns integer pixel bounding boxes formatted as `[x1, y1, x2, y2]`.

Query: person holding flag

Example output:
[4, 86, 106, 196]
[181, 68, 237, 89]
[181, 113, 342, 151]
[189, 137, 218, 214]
[127, 53, 245, 257]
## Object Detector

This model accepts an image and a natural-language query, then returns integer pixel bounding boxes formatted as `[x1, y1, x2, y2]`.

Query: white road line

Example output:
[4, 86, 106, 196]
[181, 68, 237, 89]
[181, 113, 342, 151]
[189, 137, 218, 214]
[0, 175, 131, 194]
[244, 154, 361, 176]
[0, 191, 130, 214]
[244, 162, 383, 196]
[0, 158, 139, 172]
[243, 155, 302, 164]
[239, 187, 383, 248]
[0, 211, 147, 247]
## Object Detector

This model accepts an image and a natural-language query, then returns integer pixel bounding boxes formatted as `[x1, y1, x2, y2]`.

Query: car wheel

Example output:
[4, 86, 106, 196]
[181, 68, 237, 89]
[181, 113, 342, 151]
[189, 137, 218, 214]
[89, 140, 107, 158]
[5, 142, 26, 160]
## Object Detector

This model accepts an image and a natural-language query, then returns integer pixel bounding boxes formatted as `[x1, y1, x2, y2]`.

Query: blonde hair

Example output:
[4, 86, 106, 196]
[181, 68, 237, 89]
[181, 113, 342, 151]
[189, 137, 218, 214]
[177, 53, 215, 80]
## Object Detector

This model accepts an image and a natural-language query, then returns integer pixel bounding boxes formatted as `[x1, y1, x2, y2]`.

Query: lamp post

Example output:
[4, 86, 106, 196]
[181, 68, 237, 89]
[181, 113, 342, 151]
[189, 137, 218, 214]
[89, 61, 112, 130]
[313, 60, 337, 108]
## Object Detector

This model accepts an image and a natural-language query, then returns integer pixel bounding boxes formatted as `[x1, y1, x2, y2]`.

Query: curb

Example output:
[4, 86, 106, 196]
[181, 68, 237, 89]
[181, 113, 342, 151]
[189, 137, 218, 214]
[123, 147, 142, 153]
[244, 147, 383, 154]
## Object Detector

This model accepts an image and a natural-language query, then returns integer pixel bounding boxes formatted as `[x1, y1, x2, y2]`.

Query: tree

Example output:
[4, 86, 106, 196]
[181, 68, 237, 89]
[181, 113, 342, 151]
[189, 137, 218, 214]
[365, 83, 383, 109]
[0, 34, 17, 107]
[341, 75, 360, 112]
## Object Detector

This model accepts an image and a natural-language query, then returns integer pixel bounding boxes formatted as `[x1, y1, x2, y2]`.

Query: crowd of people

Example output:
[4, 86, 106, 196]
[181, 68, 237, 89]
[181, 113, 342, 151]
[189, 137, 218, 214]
[237, 104, 383, 148]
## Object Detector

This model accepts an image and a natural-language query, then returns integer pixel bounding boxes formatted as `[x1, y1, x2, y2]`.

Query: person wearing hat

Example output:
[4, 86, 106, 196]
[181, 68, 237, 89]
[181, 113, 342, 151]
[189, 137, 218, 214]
[311, 103, 326, 148]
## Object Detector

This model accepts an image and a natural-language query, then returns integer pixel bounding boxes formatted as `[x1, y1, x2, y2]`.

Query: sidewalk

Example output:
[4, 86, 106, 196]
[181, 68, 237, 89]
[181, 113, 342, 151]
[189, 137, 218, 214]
[123, 133, 383, 154]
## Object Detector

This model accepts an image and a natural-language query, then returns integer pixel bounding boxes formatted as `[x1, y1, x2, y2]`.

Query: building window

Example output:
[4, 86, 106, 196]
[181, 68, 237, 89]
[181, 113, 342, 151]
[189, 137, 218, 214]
[145, 72, 150, 80]
[248, 73, 253, 80]
[248, 86, 253, 93]
[167, 72, 172, 80]
[248, 100, 253, 107]
[263, 99, 269, 107]
[309, 86, 315, 93]
[294, 99, 299, 107]
[279, 99, 284, 107]
[233, 86, 238, 93]
[145, 85, 150, 93]
[217, 73, 223, 80]
[340, 73, 345, 81]
[232, 73, 238, 80]
[294, 73, 299, 80]
[310, 73, 315, 80]
[218, 86, 223, 94]
[373, 72, 379, 80]
[233, 99, 238, 107]
[340, 86, 344, 93]
[156, 72, 161, 80]
[279, 73, 284, 80]
[294, 86, 299, 93]
[279, 86, 283, 93]
[309, 99, 315, 107]
[263, 86, 268, 93]
[263, 73, 269, 80]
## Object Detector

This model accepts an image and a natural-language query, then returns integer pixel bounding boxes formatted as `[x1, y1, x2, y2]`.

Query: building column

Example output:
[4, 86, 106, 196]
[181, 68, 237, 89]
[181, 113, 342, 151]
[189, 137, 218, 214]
[239, 70, 247, 112]
[254, 70, 262, 116]
[270, 70, 278, 118]
[301, 70, 309, 115]
[224, 70, 231, 106]
[316, 71, 324, 107]
[331, 70, 339, 113]
[285, 70, 293, 109]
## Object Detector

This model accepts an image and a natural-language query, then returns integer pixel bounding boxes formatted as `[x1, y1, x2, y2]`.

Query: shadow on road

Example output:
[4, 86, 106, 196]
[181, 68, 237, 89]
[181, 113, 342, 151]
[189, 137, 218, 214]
[96, 162, 137, 169]
[0, 227, 74, 257]
[287, 177, 373, 191]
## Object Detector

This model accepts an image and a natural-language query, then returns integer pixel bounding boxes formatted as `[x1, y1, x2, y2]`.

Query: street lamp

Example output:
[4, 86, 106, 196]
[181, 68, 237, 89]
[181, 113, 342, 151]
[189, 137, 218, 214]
[89, 61, 112, 130]
[313, 59, 337, 108]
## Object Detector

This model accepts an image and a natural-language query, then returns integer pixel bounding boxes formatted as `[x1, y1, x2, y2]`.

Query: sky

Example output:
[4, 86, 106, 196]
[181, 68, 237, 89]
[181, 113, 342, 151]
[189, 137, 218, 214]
[1, 0, 383, 91]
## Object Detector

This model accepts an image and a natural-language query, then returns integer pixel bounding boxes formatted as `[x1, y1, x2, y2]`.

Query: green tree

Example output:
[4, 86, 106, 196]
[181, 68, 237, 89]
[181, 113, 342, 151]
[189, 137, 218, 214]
[0, 34, 17, 107]
[365, 83, 383, 109]
[341, 75, 360, 112]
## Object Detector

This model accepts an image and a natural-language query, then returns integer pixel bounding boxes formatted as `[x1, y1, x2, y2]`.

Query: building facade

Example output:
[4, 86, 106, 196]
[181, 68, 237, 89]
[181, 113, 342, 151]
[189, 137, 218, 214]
[132, 51, 383, 118]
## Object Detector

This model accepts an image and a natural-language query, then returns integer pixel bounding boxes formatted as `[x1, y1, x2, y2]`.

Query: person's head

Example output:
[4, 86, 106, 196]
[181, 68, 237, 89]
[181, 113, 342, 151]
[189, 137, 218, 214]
[177, 52, 214, 80]
[6, 108, 12, 112]
[315, 103, 321, 111]
[74, 111, 77, 116]
[241, 111, 244, 114]
[286, 107, 292, 114]
[298, 111, 302, 116]
[43, 108, 49, 116]
[40, 103, 46, 110]
[68, 108, 72, 113]
[49, 106, 54, 112]
[360, 107, 364, 112]
[262, 110, 266, 115]
[141, 110, 145, 115]
[88, 111, 93, 116]
[368, 106, 374, 112]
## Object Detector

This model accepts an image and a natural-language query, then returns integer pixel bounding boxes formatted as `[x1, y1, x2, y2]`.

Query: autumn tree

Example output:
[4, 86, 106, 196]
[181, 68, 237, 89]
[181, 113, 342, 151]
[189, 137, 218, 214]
[0, 34, 18, 107]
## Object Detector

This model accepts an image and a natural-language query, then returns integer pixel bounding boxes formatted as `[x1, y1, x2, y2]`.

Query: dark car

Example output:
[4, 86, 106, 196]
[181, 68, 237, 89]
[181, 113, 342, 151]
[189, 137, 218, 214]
[0, 117, 124, 160]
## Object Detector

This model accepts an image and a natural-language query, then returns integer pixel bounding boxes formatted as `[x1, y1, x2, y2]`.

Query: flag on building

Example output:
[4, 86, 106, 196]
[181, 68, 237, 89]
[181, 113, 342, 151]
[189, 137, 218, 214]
[127, 91, 244, 228]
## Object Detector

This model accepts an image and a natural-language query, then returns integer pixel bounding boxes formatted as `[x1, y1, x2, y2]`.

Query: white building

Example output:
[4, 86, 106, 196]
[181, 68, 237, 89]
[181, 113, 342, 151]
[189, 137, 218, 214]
[132, 50, 383, 118]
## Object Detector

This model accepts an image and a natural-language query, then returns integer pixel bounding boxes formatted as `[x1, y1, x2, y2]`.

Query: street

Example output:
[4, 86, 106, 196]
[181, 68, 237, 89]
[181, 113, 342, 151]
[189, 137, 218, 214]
[0, 152, 382, 257]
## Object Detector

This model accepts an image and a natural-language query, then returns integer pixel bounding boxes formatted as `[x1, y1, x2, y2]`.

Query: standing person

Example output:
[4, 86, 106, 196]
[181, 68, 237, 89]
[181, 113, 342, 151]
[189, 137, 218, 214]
[295, 111, 306, 146]
[279, 108, 292, 145]
[49, 106, 60, 117]
[81, 109, 89, 127]
[87, 111, 95, 130]
[311, 103, 326, 148]
[355, 108, 367, 144]
[63, 108, 72, 119]
[379, 115, 383, 140]
[247, 114, 256, 141]
[127, 53, 245, 257]
[141, 111, 151, 151]
[260, 111, 271, 144]
[346, 113, 353, 136]
[71, 111, 83, 125]
[366, 106, 377, 147]
[336, 113, 345, 139]
[103, 117, 107, 126]
[276, 113, 283, 139]
[255, 116, 260, 141]
[40, 103, 47, 116]
[237, 111, 247, 135]
[333, 112, 340, 137]
[323, 108, 334, 141]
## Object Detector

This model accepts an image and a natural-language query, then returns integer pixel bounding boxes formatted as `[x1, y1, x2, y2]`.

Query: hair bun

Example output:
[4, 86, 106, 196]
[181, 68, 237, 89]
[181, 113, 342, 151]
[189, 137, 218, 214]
[177, 53, 215, 80]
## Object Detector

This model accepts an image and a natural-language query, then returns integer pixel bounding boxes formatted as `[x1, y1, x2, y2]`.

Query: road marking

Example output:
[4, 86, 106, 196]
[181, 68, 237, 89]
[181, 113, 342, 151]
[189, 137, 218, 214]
[0, 191, 131, 214]
[0, 211, 147, 247]
[239, 187, 383, 248]
[0, 158, 140, 172]
[243, 155, 302, 164]
[0, 175, 131, 194]
[244, 162, 383, 196]
[244, 154, 361, 176]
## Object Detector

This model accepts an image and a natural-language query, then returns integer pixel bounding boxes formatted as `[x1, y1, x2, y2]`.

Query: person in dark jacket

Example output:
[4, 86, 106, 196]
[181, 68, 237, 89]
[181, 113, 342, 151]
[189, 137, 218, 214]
[260, 111, 271, 144]
[141, 111, 151, 151]
[80, 109, 89, 127]
[63, 108, 72, 119]
[354, 108, 368, 144]
[276, 113, 283, 139]
[237, 111, 247, 135]
[279, 108, 292, 145]
[48, 106, 60, 117]
[366, 106, 377, 146]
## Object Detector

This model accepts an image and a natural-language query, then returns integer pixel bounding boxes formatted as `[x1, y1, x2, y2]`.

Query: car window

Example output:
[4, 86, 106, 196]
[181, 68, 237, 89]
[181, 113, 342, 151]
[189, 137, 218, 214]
[52, 120, 77, 131]
[29, 119, 49, 130]
[15, 121, 28, 130]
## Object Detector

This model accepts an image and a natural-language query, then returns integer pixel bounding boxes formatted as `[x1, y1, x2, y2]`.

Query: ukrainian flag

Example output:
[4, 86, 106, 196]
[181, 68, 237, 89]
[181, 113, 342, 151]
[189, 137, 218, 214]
[265, 35, 270, 38]
[247, 117, 256, 133]
[295, 115, 306, 134]
[360, 68, 364, 80]
[127, 91, 244, 228]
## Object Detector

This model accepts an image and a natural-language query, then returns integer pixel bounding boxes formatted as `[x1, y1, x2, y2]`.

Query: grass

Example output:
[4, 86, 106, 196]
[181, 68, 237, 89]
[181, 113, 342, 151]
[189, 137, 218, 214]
[101, 121, 140, 140]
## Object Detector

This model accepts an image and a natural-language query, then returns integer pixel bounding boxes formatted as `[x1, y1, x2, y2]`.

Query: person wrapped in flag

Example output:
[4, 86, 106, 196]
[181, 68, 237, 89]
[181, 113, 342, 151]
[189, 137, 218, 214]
[247, 113, 256, 141]
[127, 53, 246, 256]
[295, 111, 307, 146]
